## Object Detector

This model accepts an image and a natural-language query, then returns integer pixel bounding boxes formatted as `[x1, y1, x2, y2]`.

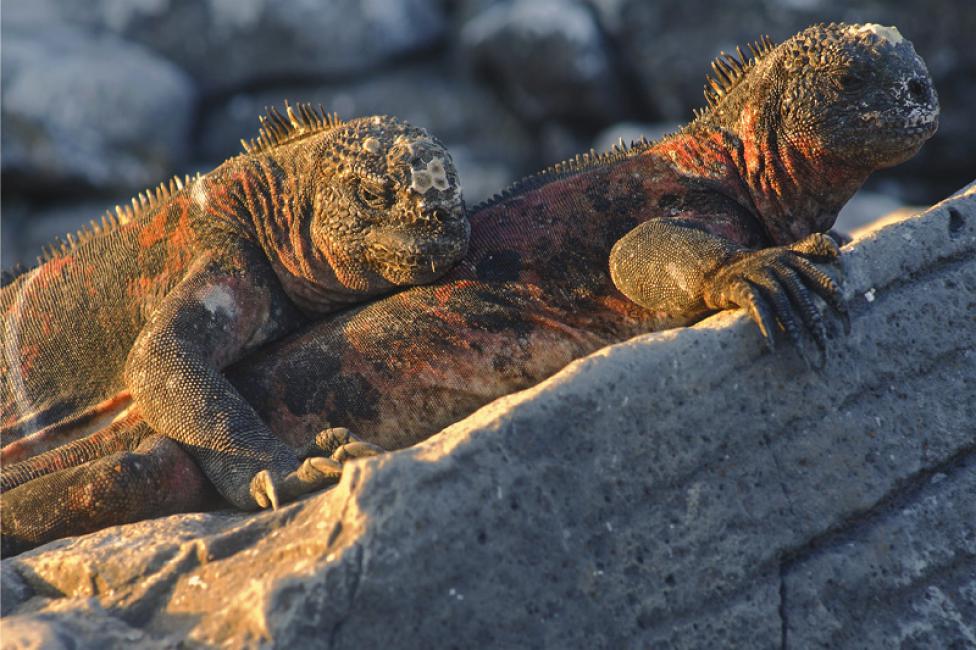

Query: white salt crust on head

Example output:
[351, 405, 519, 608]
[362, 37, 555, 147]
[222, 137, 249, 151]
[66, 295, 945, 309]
[849, 23, 905, 46]
[410, 158, 451, 194]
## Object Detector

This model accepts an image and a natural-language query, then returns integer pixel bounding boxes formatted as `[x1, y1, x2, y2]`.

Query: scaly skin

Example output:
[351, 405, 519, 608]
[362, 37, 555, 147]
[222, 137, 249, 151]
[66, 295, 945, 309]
[1, 103, 469, 513]
[1, 24, 939, 555]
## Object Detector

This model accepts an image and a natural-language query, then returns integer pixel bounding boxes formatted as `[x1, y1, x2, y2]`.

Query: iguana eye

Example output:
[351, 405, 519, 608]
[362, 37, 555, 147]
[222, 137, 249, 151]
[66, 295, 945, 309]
[358, 182, 390, 210]
[841, 70, 866, 90]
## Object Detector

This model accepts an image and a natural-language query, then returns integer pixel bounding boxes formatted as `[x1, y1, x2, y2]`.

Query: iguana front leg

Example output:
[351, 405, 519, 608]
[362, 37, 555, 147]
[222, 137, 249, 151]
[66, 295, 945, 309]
[609, 219, 847, 359]
[124, 251, 331, 510]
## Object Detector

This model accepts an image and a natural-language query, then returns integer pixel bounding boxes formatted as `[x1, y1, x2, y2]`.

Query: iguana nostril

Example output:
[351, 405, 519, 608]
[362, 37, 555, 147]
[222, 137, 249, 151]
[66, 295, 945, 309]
[430, 208, 448, 224]
[908, 78, 926, 99]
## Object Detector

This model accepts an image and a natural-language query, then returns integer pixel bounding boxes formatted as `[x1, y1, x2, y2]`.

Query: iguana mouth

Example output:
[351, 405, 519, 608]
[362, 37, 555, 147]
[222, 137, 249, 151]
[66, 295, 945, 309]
[365, 234, 467, 282]
[860, 111, 938, 134]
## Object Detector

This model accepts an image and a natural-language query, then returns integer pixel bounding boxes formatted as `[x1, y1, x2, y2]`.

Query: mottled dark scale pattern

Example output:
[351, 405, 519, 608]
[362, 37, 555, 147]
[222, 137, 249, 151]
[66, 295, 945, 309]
[1, 24, 940, 554]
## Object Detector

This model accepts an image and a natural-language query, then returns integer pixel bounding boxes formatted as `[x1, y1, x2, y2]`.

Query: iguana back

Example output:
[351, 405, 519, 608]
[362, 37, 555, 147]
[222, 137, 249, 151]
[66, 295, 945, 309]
[3, 178, 200, 438]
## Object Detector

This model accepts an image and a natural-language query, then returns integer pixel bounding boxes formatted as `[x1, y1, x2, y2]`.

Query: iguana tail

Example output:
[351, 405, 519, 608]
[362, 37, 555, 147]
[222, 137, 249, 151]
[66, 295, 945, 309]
[1, 409, 147, 491]
[1, 432, 216, 556]
[1, 391, 133, 464]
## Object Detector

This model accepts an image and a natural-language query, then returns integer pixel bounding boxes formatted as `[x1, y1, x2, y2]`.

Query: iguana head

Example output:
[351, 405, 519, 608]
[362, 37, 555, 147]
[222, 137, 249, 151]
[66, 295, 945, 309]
[316, 116, 468, 288]
[241, 105, 468, 313]
[702, 23, 939, 171]
[776, 23, 939, 168]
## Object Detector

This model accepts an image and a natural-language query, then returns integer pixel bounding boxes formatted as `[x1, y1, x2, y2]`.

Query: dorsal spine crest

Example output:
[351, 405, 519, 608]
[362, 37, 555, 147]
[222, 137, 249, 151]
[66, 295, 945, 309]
[239, 101, 343, 155]
[702, 35, 776, 111]
[472, 138, 655, 213]
[1, 172, 202, 285]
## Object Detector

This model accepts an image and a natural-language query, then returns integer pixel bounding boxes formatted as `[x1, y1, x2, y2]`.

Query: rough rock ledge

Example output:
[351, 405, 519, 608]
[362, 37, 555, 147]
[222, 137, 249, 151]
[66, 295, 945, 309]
[2, 185, 974, 649]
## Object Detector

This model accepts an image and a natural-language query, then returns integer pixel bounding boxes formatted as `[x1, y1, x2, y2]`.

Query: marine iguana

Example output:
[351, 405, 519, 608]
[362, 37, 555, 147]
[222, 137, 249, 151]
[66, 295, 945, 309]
[1, 23, 939, 554]
[1, 102, 469, 513]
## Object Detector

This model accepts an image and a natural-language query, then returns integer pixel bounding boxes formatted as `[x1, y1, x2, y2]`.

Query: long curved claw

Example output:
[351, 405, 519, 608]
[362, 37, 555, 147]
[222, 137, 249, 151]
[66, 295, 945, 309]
[248, 457, 344, 510]
[332, 441, 385, 463]
[755, 270, 806, 351]
[786, 255, 850, 334]
[733, 280, 777, 351]
[248, 428, 387, 510]
[310, 427, 387, 462]
[279, 457, 343, 498]
[771, 265, 828, 351]
[250, 470, 280, 510]
[789, 232, 841, 261]
[705, 234, 850, 363]
[768, 265, 828, 368]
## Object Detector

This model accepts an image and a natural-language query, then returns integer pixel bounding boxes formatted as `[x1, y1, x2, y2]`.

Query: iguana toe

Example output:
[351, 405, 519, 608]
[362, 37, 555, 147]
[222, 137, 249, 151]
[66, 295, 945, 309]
[705, 240, 850, 361]
[250, 470, 280, 510]
[789, 232, 841, 260]
[302, 427, 386, 461]
[249, 457, 345, 510]
[331, 441, 385, 462]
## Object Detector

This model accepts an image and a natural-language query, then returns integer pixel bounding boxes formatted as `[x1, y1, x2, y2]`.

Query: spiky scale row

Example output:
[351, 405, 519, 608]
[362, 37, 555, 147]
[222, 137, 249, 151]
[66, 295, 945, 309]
[472, 136, 652, 213]
[703, 35, 775, 109]
[472, 33, 785, 214]
[8, 173, 203, 274]
[107, 173, 200, 227]
[240, 101, 344, 155]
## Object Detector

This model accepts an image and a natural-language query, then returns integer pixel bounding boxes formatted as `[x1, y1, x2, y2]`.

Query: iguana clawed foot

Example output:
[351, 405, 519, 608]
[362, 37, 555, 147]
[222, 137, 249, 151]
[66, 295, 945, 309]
[250, 428, 385, 510]
[703, 232, 849, 366]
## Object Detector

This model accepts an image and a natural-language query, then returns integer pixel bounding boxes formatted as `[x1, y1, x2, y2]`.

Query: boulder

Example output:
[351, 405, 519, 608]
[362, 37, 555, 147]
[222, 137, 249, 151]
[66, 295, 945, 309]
[2, 186, 974, 648]
[460, 0, 627, 123]
[1, 25, 195, 194]
[49, 0, 447, 92]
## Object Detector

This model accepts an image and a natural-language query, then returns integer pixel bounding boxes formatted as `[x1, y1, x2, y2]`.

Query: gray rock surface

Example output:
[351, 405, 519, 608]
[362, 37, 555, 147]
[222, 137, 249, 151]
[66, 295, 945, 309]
[2, 185, 973, 647]
[1, 25, 195, 193]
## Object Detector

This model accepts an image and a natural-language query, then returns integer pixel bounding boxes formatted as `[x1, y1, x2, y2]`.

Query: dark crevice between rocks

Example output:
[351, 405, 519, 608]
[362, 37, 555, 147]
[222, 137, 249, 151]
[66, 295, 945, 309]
[328, 542, 365, 650]
[778, 441, 976, 573]
[947, 207, 965, 238]
[779, 560, 789, 650]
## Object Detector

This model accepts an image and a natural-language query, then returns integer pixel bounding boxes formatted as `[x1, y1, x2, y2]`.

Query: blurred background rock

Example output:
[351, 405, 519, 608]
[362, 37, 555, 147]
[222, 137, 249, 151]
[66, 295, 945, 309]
[3, 0, 974, 267]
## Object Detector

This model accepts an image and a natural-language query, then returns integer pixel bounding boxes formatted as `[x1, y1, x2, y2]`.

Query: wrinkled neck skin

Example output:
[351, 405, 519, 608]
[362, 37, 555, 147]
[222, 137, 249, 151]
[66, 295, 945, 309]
[199, 137, 370, 315]
[732, 105, 871, 243]
[675, 102, 873, 246]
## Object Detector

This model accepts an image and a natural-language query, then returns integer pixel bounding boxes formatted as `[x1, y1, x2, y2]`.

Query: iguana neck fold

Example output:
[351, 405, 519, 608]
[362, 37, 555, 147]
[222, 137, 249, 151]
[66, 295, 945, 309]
[730, 108, 872, 243]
